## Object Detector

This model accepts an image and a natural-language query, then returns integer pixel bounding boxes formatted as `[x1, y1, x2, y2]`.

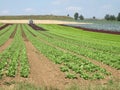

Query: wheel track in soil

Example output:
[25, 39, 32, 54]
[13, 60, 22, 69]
[37, 36, 120, 80]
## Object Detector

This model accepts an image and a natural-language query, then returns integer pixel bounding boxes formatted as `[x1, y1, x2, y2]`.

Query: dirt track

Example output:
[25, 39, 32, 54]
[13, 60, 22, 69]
[0, 20, 91, 24]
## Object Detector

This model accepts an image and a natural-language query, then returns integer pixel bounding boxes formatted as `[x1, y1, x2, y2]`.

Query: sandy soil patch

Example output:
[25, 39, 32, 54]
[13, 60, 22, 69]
[0, 20, 91, 24]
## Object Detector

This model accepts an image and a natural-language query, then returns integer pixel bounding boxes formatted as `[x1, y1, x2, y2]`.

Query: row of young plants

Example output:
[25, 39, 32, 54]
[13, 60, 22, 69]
[38, 24, 120, 54]
[0, 23, 4, 27]
[38, 24, 120, 42]
[0, 25, 11, 35]
[0, 25, 15, 46]
[36, 30, 120, 70]
[0, 24, 29, 79]
[23, 24, 110, 80]
[37, 24, 120, 70]
[37, 31, 119, 54]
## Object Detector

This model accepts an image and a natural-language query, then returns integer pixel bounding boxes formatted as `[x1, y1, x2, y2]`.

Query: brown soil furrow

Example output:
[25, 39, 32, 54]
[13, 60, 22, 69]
[37, 37, 120, 80]
[0, 39, 13, 53]
[20, 24, 28, 41]
[9, 25, 17, 38]
[24, 41, 74, 89]
[0, 24, 12, 30]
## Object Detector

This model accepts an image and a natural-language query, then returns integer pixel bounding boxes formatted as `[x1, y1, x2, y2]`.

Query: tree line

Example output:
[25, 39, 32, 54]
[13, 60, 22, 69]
[73, 12, 120, 21]
[104, 13, 120, 21]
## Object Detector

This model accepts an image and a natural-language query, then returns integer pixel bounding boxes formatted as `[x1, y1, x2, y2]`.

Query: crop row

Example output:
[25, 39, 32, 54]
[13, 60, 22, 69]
[0, 24, 12, 30]
[0, 23, 4, 27]
[23, 24, 110, 80]
[0, 24, 29, 79]
[37, 30, 119, 54]
[37, 24, 120, 70]
[37, 30, 120, 70]
[0, 25, 15, 46]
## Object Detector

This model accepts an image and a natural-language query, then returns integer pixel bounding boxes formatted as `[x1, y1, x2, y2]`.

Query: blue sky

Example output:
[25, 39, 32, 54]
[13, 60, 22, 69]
[0, 0, 120, 18]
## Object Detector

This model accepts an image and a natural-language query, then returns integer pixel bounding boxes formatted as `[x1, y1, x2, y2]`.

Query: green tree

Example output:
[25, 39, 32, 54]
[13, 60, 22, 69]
[109, 15, 116, 20]
[93, 16, 96, 19]
[67, 14, 70, 17]
[74, 12, 79, 20]
[117, 13, 120, 21]
[105, 14, 110, 20]
[79, 15, 84, 20]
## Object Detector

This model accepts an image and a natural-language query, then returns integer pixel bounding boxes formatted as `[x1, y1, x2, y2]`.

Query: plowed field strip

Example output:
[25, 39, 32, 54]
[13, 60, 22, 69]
[37, 37, 120, 79]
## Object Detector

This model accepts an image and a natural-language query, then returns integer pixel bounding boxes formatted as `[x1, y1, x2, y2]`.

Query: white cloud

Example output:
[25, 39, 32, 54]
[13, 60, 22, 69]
[24, 8, 34, 12]
[66, 6, 82, 12]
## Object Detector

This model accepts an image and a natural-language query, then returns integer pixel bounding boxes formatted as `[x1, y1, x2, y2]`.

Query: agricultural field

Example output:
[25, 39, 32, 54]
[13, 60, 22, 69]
[0, 23, 120, 89]
[66, 20, 120, 34]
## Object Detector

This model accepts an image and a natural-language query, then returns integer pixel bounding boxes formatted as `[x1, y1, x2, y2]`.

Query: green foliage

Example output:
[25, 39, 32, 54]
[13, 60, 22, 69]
[79, 15, 84, 20]
[60, 66, 69, 72]
[105, 14, 116, 20]
[117, 13, 120, 21]
[74, 12, 79, 20]
[0, 24, 29, 78]
[39, 24, 120, 70]
[0, 25, 14, 46]
[65, 73, 77, 79]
